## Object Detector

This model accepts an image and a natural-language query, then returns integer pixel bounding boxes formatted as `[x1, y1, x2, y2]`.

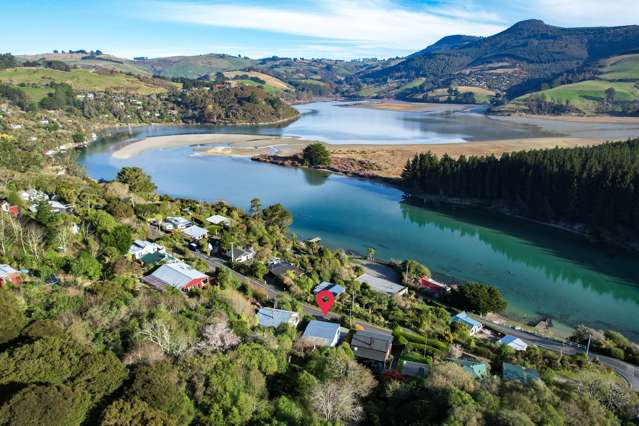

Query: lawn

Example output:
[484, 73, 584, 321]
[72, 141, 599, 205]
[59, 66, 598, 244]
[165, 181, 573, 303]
[0, 67, 170, 94]
[515, 80, 639, 113]
[600, 54, 639, 81]
[224, 71, 292, 91]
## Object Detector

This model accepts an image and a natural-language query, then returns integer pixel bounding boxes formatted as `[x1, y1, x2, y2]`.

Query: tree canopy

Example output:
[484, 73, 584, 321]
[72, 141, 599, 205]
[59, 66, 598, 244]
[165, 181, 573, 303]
[303, 143, 331, 167]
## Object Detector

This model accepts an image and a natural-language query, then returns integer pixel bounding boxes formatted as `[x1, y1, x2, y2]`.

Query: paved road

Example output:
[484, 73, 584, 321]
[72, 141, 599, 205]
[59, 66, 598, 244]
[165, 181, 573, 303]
[477, 318, 639, 390]
[192, 251, 639, 389]
[194, 252, 391, 334]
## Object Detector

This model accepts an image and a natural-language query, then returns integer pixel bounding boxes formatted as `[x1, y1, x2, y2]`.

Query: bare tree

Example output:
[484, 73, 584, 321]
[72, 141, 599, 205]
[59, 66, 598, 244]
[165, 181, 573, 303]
[24, 224, 45, 262]
[138, 319, 188, 357]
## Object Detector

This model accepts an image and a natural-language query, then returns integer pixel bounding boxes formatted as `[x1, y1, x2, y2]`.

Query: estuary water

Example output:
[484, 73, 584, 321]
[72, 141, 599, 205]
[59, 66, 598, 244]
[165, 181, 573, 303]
[78, 102, 639, 339]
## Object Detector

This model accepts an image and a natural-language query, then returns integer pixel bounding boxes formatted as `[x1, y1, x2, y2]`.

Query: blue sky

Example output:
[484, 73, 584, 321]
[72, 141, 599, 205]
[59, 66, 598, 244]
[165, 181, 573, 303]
[2, 0, 638, 59]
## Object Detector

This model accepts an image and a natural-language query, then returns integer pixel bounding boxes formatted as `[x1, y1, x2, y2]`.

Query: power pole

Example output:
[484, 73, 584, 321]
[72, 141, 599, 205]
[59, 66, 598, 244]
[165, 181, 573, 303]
[586, 333, 591, 358]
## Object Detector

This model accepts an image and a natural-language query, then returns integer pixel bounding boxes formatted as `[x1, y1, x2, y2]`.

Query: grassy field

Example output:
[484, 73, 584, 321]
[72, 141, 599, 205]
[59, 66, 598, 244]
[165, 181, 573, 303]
[357, 84, 386, 97]
[397, 78, 426, 93]
[456, 85, 495, 103]
[224, 71, 292, 94]
[515, 80, 639, 113]
[17, 53, 151, 77]
[138, 54, 255, 79]
[0, 67, 171, 95]
[600, 54, 639, 81]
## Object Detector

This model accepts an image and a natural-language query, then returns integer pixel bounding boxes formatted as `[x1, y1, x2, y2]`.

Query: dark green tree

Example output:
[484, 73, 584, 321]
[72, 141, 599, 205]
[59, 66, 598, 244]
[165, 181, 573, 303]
[303, 143, 331, 166]
[116, 167, 157, 195]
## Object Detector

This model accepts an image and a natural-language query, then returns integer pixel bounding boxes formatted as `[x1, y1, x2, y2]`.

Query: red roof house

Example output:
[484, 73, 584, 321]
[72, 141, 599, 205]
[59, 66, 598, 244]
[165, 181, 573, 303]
[142, 261, 208, 291]
[419, 276, 449, 296]
[0, 265, 21, 287]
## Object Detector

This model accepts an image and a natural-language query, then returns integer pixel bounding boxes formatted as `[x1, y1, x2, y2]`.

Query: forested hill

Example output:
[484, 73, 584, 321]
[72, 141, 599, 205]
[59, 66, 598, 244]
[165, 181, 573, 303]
[401, 139, 639, 244]
[363, 20, 639, 98]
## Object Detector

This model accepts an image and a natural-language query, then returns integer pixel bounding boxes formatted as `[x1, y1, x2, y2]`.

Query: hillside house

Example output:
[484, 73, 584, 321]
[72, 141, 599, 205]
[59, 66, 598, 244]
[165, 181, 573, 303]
[142, 261, 208, 291]
[502, 362, 540, 384]
[450, 311, 483, 335]
[498, 335, 529, 351]
[161, 216, 192, 231]
[419, 276, 450, 296]
[357, 273, 407, 297]
[0, 264, 21, 287]
[301, 320, 342, 347]
[1, 201, 19, 218]
[313, 281, 346, 298]
[182, 225, 208, 240]
[401, 360, 429, 378]
[206, 214, 231, 227]
[351, 330, 393, 363]
[19, 189, 49, 203]
[269, 262, 301, 281]
[257, 307, 300, 328]
[128, 240, 165, 261]
[227, 246, 255, 263]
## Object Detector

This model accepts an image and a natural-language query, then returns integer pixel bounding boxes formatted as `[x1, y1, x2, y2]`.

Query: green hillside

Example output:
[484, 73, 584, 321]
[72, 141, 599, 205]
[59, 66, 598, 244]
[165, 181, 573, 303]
[0, 67, 174, 98]
[136, 54, 256, 79]
[509, 54, 639, 114]
[17, 53, 150, 76]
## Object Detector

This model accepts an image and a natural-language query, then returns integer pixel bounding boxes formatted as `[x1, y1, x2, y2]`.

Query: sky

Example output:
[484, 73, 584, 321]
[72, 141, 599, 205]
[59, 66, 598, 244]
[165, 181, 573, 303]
[2, 0, 639, 60]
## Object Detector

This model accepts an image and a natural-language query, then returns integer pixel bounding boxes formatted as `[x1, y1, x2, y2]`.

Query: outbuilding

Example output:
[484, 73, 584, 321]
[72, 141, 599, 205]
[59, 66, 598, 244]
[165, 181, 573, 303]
[450, 311, 483, 335]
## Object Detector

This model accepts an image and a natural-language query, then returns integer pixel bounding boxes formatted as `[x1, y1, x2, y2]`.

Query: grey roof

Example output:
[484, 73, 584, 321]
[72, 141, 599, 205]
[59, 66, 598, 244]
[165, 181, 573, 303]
[401, 360, 429, 378]
[301, 320, 341, 347]
[313, 281, 346, 296]
[356, 273, 407, 296]
[502, 362, 540, 384]
[269, 262, 300, 278]
[182, 225, 208, 239]
[229, 246, 254, 260]
[351, 330, 393, 362]
[206, 214, 231, 226]
[257, 307, 300, 328]
[0, 264, 19, 278]
[143, 262, 207, 289]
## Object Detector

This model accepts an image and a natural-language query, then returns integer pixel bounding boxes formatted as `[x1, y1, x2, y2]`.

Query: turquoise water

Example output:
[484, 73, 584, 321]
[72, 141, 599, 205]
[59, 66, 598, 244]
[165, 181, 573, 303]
[78, 103, 639, 339]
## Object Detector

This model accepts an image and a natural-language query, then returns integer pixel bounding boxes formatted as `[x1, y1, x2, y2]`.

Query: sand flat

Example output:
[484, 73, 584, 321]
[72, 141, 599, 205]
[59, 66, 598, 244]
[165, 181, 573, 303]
[347, 100, 473, 112]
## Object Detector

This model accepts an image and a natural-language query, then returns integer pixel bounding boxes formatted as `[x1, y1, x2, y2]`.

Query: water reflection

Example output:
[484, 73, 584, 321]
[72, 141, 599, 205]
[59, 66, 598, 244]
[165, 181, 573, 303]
[302, 169, 330, 186]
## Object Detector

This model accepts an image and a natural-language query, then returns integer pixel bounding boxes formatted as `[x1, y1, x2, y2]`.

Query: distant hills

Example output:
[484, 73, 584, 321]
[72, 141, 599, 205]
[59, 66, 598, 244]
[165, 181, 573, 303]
[12, 19, 639, 114]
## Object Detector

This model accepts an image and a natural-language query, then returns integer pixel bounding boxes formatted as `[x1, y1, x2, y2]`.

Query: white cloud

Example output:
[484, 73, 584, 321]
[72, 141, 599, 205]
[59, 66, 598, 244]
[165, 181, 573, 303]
[531, 0, 639, 27]
[146, 0, 506, 54]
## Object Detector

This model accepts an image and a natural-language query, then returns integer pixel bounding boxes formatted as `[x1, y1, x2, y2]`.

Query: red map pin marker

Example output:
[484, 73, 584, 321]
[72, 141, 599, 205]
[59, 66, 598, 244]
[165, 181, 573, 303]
[315, 290, 335, 316]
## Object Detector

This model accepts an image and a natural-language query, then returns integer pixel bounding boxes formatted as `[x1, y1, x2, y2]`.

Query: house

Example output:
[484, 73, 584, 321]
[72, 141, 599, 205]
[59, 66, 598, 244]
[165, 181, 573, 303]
[498, 335, 529, 351]
[182, 225, 208, 240]
[357, 273, 408, 297]
[227, 246, 255, 263]
[301, 320, 342, 347]
[128, 240, 165, 261]
[401, 360, 429, 378]
[257, 307, 300, 328]
[351, 330, 393, 363]
[0, 264, 20, 287]
[1, 201, 19, 218]
[502, 362, 540, 384]
[29, 200, 71, 215]
[142, 261, 208, 291]
[452, 358, 488, 379]
[450, 312, 483, 335]
[206, 214, 231, 227]
[161, 216, 192, 231]
[419, 276, 449, 296]
[19, 189, 49, 203]
[269, 262, 301, 281]
[313, 281, 346, 298]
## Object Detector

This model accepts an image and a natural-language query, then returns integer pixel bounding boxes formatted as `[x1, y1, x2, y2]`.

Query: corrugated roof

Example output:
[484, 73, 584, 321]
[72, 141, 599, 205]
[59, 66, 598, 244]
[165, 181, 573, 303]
[145, 262, 207, 289]
[313, 281, 346, 296]
[502, 362, 540, 384]
[498, 335, 528, 351]
[257, 308, 299, 328]
[401, 360, 429, 378]
[356, 273, 406, 296]
[206, 215, 231, 226]
[450, 311, 482, 328]
[182, 225, 208, 239]
[301, 320, 341, 347]
[352, 330, 393, 352]
[0, 264, 18, 277]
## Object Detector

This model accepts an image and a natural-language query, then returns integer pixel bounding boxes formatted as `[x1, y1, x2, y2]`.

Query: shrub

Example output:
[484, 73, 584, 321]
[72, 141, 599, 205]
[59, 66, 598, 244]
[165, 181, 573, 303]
[302, 143, 331, 166]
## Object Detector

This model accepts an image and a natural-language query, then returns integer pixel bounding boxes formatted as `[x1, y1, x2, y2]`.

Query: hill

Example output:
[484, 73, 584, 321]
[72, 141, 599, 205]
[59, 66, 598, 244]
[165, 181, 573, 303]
[361, 20, 639, 101]
[506, 53, 639, 115]
[0, 67, 175, 104]
[17, 52, 149, 76]
[135, 53, 256, 79]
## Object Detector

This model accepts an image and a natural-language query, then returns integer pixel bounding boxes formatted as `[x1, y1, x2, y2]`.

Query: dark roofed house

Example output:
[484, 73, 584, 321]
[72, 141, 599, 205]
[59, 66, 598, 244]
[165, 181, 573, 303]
[269, 262, 301, 281]
[502, 362, 540, 385]
[452, 358, 488, 379]
[351, 330, 393, 363]
[401, 360, 429, 378]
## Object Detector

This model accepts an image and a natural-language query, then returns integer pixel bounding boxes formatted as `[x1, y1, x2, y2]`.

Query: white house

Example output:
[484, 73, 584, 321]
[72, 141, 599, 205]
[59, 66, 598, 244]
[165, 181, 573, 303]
[228, 246, 255, 263]
[356, 273, 407, 297]
[206, 214, 231, 227]
[182, 225, 208, 240]
[19, 189, 49, 203]
[498, 335, 529, 351]
[128, 240, 165, 261]
[161, 216, 192, 231]
[450, 311, 483, 336]
[29, 200, 71, 215]
[257, 307, 300, 328]
[301, 320, 341, 347]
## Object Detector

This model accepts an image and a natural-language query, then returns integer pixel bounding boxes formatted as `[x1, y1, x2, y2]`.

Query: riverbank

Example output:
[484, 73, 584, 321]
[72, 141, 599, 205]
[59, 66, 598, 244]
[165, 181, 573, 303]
[345, 100, 474, 113]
